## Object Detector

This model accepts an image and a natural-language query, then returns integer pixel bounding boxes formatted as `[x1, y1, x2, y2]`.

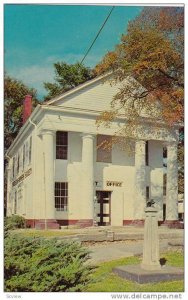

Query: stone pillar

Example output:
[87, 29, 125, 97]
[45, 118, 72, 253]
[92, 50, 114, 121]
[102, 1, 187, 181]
[38, 130, 59, 229]
[141, 207, 161, 270]
[134, 140, 146, 220]
[166, 142, 178, 222]
[81, 134, 94, 226]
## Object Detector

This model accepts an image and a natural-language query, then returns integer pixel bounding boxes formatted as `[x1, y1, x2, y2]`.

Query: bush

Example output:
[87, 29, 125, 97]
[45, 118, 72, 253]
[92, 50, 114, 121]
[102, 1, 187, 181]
[4, 215, 26, 231]
[4, 235, 94, 292]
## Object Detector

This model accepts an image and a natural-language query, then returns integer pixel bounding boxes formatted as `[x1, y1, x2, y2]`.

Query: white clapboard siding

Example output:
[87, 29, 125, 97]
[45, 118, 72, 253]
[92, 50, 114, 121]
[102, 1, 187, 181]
[54, 79, 122, 111]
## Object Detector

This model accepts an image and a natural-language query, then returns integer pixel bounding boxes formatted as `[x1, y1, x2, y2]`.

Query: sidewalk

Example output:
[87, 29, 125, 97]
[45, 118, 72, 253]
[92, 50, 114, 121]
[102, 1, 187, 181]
[87, 239, 183, 264]
[59, 226, 184, 264]
[60, 225, 183, 243]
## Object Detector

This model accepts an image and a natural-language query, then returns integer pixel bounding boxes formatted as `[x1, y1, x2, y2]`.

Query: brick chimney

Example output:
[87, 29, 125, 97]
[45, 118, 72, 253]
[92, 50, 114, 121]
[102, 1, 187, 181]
[23, 95, 32, 124]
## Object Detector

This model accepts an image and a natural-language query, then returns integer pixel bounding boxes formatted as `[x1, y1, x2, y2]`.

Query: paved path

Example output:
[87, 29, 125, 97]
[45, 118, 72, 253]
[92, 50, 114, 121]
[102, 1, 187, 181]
[87, 239, 182, 264]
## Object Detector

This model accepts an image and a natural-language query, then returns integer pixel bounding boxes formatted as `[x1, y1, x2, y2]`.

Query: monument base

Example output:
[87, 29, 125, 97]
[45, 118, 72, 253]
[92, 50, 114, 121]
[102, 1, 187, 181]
[141, 263, 161, 271]
[113, 264, 184, 284]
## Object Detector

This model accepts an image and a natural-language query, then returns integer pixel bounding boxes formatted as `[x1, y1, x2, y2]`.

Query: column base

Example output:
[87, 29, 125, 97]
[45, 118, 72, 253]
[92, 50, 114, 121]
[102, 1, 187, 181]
[123, 220, 145, 227]
[57, 219, 93, 228]
[159, 220, 184, 229]
[26, 219, 60, 229]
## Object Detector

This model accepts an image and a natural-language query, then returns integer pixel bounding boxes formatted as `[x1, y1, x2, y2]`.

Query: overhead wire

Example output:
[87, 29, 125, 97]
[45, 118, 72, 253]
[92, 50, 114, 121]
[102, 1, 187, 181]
[80, 6, 115, 65]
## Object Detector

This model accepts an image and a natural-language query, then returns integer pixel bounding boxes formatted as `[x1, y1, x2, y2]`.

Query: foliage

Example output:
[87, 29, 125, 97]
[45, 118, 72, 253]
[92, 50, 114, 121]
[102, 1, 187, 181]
[44, 62, 94, 100]
[4, 215, 26, 231]
[95, 7, 184, 130]
[4, 74, 38, 152]
[4, 74, 39, 215]
[177, 140, 184, 194]
[4, 235, 94, 292]
[86, 252, 183, 292]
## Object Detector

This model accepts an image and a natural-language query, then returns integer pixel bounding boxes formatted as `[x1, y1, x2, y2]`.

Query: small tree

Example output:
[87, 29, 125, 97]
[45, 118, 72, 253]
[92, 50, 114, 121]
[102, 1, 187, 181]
[4, 74, 38, 152]
[4, 235, 94, 292]
[44, 62, 94, 100]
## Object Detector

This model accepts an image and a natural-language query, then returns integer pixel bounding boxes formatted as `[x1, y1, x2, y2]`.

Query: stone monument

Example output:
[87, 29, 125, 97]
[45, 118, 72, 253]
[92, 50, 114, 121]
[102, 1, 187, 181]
[141, 203, 161, 270]
[113, 200, 184, 284]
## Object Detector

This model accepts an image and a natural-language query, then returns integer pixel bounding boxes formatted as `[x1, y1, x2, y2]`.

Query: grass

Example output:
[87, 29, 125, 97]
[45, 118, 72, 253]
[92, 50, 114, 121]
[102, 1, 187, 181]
[85, 251, 184, 292]
[10, 229, 77, 238]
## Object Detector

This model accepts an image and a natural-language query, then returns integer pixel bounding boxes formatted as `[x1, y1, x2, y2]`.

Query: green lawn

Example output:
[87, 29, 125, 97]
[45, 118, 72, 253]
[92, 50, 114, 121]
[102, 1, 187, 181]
[10, 229, 77, 238]
[85, 251, 184, 292]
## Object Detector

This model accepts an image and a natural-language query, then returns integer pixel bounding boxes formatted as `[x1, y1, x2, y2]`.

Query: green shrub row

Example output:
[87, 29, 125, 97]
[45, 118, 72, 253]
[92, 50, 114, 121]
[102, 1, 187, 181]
[4, 215, 26, 231]
[4, 234, 95, 292]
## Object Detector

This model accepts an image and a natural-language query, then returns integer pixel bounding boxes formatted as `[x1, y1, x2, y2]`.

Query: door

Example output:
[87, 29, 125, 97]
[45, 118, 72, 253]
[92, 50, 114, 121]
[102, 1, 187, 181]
[96, 191, 111, 226]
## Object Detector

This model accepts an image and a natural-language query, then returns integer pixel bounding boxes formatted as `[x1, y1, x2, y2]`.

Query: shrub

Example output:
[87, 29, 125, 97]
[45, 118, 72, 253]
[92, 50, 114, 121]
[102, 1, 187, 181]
[4, 235, 94, 292]
[4, 215, 26, 231]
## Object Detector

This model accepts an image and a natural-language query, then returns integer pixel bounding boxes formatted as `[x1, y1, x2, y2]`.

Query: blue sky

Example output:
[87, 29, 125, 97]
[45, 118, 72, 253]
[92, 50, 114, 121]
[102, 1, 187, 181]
[4, 4, 143, 100]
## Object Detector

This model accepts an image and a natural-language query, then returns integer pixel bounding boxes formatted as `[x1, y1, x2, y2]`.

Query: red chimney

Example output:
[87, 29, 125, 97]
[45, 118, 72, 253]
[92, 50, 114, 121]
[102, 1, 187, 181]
[23, 95, 32, 124]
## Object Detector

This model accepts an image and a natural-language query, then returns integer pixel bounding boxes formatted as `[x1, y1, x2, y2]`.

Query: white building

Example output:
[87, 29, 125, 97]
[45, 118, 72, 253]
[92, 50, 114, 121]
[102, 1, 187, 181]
[6, 74, 180, 229]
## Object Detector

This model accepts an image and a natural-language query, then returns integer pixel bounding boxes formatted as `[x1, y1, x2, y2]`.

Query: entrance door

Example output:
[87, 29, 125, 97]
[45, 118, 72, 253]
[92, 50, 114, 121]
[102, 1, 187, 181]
[96, 191, 111, 226]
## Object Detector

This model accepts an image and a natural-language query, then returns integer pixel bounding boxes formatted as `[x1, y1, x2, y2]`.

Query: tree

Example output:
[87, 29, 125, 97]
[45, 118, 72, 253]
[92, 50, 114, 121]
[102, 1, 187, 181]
[4, 74, 39, 216]
[4, 74, 38, 152]
[44, 62, 94, 100]
[94, 7, 184, 129]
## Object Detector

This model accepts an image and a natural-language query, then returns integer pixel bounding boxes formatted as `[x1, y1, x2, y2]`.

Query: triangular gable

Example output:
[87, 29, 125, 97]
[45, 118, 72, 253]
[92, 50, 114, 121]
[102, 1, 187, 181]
[46, 72, 146, 112]
[46, 73, 123, 111]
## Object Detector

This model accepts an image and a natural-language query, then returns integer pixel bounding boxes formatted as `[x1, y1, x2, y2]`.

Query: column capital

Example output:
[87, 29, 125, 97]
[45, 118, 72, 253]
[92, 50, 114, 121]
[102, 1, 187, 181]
[81, 133, 95, 140]
[38, 129, 55, 137]
[135, 139, 147, 145]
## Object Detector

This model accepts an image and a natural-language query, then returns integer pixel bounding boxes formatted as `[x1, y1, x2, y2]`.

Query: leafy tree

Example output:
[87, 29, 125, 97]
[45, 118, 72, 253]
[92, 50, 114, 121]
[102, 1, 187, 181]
[44, 62, 94, 100]
[4, 235, 94, 292]
[4, 74, 38, 152]
[4, 74, 39, 215]
[94, 7, 184, 128]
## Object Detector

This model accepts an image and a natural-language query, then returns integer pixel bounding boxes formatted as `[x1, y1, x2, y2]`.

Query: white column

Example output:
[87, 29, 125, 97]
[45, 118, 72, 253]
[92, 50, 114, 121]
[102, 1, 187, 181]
[6, 165, 12, 216]
[81, 134, 94, 222]
[42, 130, 55, 220]
[166, 142, 178, 220]
[134, 140, 146, 220]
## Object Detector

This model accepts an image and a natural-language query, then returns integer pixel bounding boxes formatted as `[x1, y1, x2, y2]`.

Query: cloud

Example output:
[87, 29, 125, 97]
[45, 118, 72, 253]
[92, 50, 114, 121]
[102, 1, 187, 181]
[5, 52, 102, 100]
[7, 63, 56, 100]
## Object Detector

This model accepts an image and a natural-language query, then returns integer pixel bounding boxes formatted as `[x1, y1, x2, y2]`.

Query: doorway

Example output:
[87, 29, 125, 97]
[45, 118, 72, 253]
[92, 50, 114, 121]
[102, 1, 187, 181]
[96, 191, 111, 226]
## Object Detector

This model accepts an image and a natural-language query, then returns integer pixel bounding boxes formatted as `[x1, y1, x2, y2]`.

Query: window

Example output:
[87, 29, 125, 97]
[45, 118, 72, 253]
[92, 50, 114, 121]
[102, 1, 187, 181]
[55, 182, 68, 211]
[97, 135, 112, 163]
[146, 186, 150, 201]
[145, 141, 149, 166]
[163, 173, 167, 196]
[56, 131, 68, 159]
[29, 137, 32, 163]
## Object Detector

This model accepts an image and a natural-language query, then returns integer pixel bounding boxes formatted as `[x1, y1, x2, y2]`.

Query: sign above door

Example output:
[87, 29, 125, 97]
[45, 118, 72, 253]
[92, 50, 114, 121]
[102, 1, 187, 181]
[106, 181, 123, 187]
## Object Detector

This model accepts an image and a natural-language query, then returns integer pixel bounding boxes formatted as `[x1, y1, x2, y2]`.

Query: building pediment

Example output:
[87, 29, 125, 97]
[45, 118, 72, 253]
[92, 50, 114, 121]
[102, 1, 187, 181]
[45, 72, 145, 113]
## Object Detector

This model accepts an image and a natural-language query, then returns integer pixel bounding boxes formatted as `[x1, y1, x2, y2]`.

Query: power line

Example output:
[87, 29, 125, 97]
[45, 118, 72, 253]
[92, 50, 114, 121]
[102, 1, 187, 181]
[80, 6, 115, 65]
